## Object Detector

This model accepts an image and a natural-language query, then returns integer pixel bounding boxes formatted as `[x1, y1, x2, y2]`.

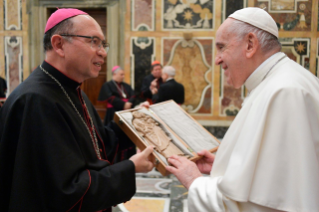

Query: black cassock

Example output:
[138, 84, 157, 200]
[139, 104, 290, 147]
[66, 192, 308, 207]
[0, 61, 135, 212]
[0, 77, 7, 98]
[98, 80, 136, 162]
[152, 79, 185, 104]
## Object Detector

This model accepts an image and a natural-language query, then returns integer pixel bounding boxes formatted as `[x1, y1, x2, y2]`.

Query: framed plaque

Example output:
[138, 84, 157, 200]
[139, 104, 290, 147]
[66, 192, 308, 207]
[114, 100, 220, 176]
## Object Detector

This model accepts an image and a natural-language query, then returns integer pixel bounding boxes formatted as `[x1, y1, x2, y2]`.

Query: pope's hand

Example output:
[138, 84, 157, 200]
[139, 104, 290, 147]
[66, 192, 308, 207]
[196, 150, 215, 174]
[166, 155, 202, 190]
[129, 146, 154, 173]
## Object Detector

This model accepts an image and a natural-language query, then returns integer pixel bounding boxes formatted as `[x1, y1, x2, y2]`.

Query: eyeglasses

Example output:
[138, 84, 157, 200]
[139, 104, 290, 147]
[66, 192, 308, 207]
[60, 34, 110, 53]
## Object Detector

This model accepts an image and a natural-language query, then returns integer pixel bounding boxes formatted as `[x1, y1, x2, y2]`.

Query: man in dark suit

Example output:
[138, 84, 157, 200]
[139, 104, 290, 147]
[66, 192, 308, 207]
[152, 66, 184, 104]
[140, 61, 163, 103]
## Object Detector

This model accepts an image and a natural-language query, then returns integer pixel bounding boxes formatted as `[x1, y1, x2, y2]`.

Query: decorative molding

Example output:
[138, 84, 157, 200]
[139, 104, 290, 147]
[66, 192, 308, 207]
[162, 0, 215, 31]
[257, 0, 309, 13]
[130, 37, 155, 89]
[5, 0, 22, 30]
[131, 0, 155, 31]
[4, 36, 23, 95]
[280, 37, 310, 68]
[162, 37, 213, 114]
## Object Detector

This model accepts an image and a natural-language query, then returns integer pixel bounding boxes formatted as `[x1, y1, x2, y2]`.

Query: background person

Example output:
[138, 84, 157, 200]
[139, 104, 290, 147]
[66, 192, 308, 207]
[140, 60, 163, 104]
[166, 7, 319, 212]
[98, 65, 136, 125]
[0, 8, 154, 212]
[152, 65, 184, 104]
[98, 65, 137, 162]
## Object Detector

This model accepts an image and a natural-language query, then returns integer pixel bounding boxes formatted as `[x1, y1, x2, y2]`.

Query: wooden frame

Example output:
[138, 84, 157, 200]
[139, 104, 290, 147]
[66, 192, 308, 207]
[114, 100, 220, 176]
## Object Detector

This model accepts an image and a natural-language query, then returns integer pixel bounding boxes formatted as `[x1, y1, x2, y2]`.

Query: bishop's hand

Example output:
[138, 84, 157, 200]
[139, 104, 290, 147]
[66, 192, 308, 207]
[166, 155, 202, 190]
[129, 146, 155, 173]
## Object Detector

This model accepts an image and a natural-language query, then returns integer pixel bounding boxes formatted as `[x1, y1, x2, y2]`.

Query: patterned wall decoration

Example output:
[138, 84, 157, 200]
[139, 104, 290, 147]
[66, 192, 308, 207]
[4, 36, 23, 94]
[4, 0, 22, 30]
[255, 0, 312, 31]
[222, 0, 246, 21]
[162, 0, 214, 30]
[131, 37, 156, 101]
[219, 70, 244, 116]
[280, 37, 310, 69]
[132, 0, 155, 31]
[162, 36, 213, 114]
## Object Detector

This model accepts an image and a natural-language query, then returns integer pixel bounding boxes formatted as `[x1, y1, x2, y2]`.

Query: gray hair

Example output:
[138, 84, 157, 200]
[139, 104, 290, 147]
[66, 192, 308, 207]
[228, 19, 281, 53]
[43, 18, 75, 52]
[162, 66, 176, 77]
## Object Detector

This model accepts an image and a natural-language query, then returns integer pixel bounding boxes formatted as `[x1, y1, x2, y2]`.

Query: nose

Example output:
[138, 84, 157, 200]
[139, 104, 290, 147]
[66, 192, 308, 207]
[98, 47, 107, 58]
[215, 55, 222, 66]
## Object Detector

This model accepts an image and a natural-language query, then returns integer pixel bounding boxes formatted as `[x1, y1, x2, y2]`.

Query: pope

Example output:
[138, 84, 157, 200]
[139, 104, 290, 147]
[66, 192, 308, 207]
[166, 7, 319, 212]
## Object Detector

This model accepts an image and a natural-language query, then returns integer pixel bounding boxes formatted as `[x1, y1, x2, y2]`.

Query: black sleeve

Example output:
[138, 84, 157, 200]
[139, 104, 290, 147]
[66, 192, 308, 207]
[0, 94, 135, 211]
[153, 84, 169, 103]
[141, 77, 152, 99]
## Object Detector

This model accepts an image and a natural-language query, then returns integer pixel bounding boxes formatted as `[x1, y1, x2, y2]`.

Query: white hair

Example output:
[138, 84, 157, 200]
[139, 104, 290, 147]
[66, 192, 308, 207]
[228, 19, 281, 53]
[162, 66, 176, 77]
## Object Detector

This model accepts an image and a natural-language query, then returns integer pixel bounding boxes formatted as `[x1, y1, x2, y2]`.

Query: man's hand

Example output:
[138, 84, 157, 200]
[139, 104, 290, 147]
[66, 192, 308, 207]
[166, 155, 202, 190]
[139, 101, 150, 109]
[196, 150, 215, 174]
[150, 78, 158, 90]
[151, 88, 158, 94]
[129, 146, 155, 173]
[124, 102, 132, 110]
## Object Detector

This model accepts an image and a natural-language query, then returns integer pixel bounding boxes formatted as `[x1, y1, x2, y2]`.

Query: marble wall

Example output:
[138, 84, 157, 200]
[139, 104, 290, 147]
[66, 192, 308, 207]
[124, 0, 319, 128]
[1, 0, 318, 129]
[0, 0, 29, 96]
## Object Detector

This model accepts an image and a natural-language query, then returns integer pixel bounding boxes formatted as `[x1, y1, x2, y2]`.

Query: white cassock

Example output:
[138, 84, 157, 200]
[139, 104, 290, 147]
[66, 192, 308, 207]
[188, 52, 319, 212]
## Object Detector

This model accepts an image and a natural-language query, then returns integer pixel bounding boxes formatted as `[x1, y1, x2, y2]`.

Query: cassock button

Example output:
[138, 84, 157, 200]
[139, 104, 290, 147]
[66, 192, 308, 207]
[99, 149, 102, 152]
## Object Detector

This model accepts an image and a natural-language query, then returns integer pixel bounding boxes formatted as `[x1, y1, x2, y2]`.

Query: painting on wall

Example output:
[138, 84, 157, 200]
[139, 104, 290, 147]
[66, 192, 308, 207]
[255, 0, 312, 31]
[162, 36, 213, 114]
[131, 0, 155, 31]
[162, 0, 214, 30]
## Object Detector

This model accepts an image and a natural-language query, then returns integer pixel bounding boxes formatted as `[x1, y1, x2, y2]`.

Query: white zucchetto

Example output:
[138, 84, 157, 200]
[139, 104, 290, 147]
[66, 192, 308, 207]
[229, 7, 278, 38]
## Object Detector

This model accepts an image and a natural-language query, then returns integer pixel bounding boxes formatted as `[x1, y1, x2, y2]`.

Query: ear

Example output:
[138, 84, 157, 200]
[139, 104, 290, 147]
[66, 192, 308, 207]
[245, 32, 259, 59]
[51, 35, 65, 57]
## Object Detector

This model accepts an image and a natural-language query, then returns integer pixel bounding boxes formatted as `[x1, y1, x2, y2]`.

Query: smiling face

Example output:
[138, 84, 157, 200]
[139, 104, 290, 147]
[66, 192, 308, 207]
[215, 18, 249, 89]
[63, 15, 107, 82]
[151, 65, 162, 78]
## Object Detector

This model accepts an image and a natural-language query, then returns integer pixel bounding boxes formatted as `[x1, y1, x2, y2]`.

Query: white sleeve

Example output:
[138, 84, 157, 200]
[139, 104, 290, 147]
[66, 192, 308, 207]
[188, 176, 285, 212]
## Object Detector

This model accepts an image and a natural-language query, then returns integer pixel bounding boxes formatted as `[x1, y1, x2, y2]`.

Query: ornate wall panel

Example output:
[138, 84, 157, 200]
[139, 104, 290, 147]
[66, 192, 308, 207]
[162, 37, 213, 114]
[219, 70, 244, 116]
[4, 36, 23, 94]
[255, 0, 312, 31]
[131, 37, 156, 97]
[162, 0, 214, 30]
[280, 37, 310, 69]
[132, 0, 155, 31]
[222, 0, 246, 21]
[4, 0, 22, 30]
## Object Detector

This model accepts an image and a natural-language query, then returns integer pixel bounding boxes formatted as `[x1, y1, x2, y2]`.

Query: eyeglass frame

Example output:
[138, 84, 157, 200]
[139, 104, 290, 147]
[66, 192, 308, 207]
[60, 34, 110, 53]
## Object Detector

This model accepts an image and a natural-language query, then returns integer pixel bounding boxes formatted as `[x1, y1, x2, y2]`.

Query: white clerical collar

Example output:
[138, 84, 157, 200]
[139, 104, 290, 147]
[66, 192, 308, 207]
[166, 77, 174, 82]
[245, 52, 285, 93]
